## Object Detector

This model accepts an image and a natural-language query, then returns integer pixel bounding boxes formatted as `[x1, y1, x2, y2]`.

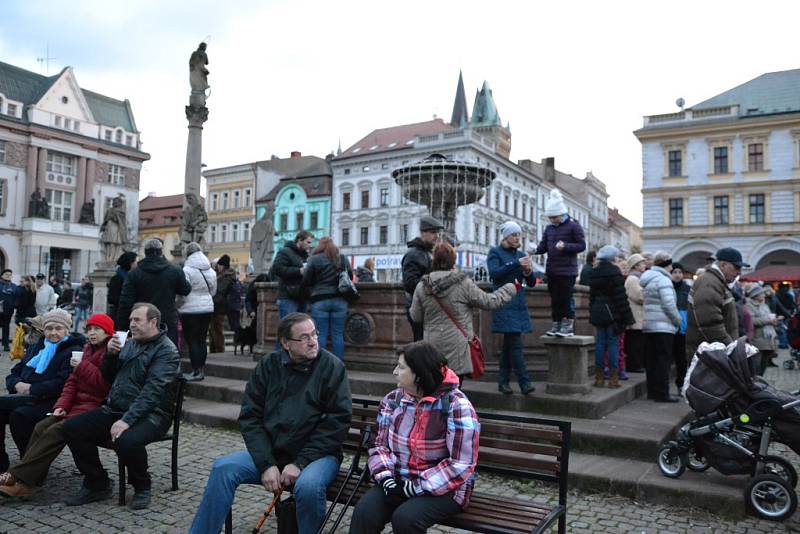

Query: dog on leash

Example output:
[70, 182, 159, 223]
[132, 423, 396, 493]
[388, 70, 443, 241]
[234, 323, 257, 355]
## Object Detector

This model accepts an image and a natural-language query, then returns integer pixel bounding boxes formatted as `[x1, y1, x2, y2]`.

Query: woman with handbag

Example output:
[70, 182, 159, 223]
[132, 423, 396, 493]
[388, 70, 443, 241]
[178, 242, 217, 381]
[410, 242, 517, 383]
[302, 236, 354, 360]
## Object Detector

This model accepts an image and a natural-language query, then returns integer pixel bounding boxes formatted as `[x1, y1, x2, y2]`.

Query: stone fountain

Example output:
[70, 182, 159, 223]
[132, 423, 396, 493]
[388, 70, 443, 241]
[391, 153, 496, 241]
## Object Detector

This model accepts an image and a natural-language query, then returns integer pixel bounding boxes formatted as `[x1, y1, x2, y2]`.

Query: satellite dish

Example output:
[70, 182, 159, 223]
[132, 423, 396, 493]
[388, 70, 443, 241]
[676, 97, 685, 110]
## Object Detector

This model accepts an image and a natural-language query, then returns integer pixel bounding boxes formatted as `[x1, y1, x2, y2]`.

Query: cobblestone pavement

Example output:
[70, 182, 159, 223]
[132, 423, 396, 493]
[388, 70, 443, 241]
[1, 350, 800, 533]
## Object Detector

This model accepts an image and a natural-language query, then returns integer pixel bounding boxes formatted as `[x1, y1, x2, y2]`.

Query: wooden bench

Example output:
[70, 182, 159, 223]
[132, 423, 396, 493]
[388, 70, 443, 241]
[226, 396, 570, 534]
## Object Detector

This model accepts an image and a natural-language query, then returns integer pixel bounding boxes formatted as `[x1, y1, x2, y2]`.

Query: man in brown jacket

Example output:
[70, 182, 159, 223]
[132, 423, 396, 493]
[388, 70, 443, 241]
[685, 247, 749, 360]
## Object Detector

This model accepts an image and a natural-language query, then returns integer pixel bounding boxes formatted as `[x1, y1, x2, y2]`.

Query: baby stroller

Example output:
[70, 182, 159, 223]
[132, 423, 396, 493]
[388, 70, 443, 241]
[657, 338, 800, 521]
[782, 311, 800, 369]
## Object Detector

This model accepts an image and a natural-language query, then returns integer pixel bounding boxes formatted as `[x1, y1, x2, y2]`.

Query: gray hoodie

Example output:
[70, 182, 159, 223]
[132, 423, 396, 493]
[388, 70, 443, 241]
[640, 266, 681, 334]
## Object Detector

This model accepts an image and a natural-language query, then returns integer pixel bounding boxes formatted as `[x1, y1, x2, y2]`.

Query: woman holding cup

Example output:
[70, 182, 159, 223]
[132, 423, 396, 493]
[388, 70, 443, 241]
[0, 313, 114, 497]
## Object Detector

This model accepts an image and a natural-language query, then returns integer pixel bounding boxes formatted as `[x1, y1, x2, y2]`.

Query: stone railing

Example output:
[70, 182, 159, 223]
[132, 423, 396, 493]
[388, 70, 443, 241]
[256, 282, 591, 382]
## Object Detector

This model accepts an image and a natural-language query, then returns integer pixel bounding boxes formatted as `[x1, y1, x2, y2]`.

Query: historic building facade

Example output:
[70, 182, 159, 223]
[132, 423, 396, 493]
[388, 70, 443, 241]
[635, 68, 800, 272]
[0, 61, 147, 280]
[137, 193, 194, 261]
[202, 163, 255, 273]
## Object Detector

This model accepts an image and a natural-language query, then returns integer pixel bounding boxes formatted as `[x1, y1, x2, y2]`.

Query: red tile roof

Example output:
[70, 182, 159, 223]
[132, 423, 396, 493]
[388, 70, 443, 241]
[139, 194, 204, 229]
[336, 119, 454, 160]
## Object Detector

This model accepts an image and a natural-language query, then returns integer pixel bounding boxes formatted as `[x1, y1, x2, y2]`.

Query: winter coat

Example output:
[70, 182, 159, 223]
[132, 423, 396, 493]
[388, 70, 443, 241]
[271, 242, 308, 301]
[487, 245, 537, 334]
[16, 287, 37, 322]
[533, 215, 586, 277]
[356, 266, 375, 283]
[117, 256, 192, 331]
[6, 333, 86, 402]
[674, 280, 691, 335]
[52, 338, 112, 417]
[686, 266, 739, 352]
[107, 267, 129, 327]
[238, 348, 352, 472]
[588, 261, 634, 332]
[640, 266, 681, 334]
[34, 284, 57, 316]
[302, 253, 353, 303]
[625, 272, 644, 330]
[367, 368, 480, 509]
[409, 271, 516, 375]
[748, 300, 777, 351]
[101, 326, 180, 432]
[777, 288, 795, 316]
[76, 282, 93, 309]
[401, 238, 434, 303]
[213, 268, 237, 314]
[245, 274, 269, 315]
[0, 279, 17, 317]
[578, 263, 593, 286]
[178, 251, 217, 315]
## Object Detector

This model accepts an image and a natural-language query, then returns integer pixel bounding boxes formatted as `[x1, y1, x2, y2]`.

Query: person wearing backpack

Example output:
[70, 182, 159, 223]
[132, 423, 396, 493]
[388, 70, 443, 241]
[209, 255, 237, 353]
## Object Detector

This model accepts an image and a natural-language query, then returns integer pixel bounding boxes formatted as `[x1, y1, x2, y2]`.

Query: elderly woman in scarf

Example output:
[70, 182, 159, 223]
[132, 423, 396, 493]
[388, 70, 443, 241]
[0, 309, 85, 472]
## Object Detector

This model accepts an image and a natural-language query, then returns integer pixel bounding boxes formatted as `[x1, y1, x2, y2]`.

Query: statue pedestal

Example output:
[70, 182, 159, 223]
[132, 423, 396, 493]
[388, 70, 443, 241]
[541, 335, 595, 395]
[88, 266, 116, 315]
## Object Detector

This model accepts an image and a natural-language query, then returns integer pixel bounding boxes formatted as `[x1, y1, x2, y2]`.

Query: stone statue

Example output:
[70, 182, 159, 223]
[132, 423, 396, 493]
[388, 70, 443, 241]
[189, 42, 209, 107]
[28, 188, 49, 218]
[99, 195, 127, 263]
[78, 199, 96, 224]
[250, 205, 276, 274]
[180, 193, 208, 246]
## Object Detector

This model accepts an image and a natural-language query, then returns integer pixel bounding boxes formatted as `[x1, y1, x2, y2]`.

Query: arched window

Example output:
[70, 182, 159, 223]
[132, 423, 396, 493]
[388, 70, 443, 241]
[115, 129, 122, 143]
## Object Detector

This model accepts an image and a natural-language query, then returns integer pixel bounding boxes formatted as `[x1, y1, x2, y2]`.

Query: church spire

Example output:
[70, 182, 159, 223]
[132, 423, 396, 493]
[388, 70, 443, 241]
[450, 70, 469, 128]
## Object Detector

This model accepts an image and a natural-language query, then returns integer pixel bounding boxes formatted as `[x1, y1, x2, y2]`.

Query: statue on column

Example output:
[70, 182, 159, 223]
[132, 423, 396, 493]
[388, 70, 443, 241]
[189, 42, 210, 107]
[180, 193, 208, 247]
[99, 195, 128, 263]
[79, 199, 96, 224]
[250, 204, 276, 274]
[28, 188, 49, 218]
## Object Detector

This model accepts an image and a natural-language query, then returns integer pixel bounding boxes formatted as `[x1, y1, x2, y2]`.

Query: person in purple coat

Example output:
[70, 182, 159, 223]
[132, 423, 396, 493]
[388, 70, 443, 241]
[533, 190, 586, 337]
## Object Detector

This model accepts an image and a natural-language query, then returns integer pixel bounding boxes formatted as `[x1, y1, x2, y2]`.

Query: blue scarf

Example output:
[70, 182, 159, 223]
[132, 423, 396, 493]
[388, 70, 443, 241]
[26, 335, 71, 374]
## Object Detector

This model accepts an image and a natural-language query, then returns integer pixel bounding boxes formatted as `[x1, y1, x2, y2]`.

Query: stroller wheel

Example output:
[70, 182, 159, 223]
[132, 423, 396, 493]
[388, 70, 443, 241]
[686, 448, 711, 472]
[784, 360, 796, 370]
[657, 441, 686, 478]
[761, 456, 799, 488]
[745, 474, 797, 521]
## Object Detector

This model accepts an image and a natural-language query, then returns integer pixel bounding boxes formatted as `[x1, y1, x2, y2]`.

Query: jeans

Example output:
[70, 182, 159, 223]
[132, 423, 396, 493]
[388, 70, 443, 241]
[188, 451, 339, 534]
[181, 313, 212, 370]
[497, 333, 530, 388]
[548, 275, 576, 321]
[349, 485, 461, 534]
[311, 298, 348, 360]
[595, 326, 619, 370]
[73, 306, 90, 333]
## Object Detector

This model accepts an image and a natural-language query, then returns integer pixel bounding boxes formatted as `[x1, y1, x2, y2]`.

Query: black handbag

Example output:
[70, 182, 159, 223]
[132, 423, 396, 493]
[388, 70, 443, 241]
[276, 496, 299, 534]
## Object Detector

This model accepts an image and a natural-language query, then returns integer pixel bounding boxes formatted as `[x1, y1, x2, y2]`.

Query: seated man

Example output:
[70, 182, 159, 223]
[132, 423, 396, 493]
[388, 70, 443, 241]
[62, 302, 180, 510]
[189, 312, 352, 534]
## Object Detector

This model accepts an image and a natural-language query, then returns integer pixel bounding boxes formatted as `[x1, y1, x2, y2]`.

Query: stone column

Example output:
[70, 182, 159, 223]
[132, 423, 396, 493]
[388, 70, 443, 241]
[36, 147, 48, 192]
[85, 159, 96, 204]
[184, 105, 208, 207]
[75, 157, 87, 222]
[25, 146, 38, 213]
[541, 335, 595, 394]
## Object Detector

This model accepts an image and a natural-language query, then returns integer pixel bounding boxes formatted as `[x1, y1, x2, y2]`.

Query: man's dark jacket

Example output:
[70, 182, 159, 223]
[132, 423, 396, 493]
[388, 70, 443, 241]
[272, 242, 308, 301]
[117, 256, 191, 331]
[107, 267, 128, 327]
[238, 347, 352, 473]
[588, 261, 634, 332]
[401, 238, 433, 301]
[101, 326, 180, 431]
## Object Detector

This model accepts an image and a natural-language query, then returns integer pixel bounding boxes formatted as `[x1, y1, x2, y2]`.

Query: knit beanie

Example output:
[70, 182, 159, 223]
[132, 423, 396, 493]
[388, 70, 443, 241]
[653, 250, 672, 268]
[500, 221, 522, 240]
[544, 190, 568, 217]
[42, 308, 73, 330]
[117, 251, 138, 271]
[85, 313, 115, 336]
[596, 245, 619, 262]
[184, 242, 202, 257]
[218, 254, 231, 268]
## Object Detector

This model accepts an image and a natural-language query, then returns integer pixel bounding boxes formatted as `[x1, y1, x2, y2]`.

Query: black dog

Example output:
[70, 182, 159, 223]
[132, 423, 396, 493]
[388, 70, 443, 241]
[234, 323, 257, 355]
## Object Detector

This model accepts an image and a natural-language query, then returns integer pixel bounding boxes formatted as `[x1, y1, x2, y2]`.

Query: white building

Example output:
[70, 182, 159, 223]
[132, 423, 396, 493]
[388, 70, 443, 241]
[0, 61, 147, 281]
[635, 68, 800, 272]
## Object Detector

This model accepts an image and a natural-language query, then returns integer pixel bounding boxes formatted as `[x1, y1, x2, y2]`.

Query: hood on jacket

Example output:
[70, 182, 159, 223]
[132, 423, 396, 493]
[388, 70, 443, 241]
[640, 266, 671, 288]
[406, 237, 434, 252]
[185, 250, 211, 270]
[422, 271, 467, 297]
[137, 256, 171, 274]
[420, 367, 461, 403]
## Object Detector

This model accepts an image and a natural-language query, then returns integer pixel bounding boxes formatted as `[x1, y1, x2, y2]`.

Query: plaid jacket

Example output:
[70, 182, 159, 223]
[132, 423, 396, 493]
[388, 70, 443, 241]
[367, 369, 480, 508]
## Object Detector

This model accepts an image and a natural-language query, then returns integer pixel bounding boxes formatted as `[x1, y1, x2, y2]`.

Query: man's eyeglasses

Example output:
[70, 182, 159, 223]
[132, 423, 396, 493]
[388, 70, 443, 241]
[287, 330, 319, 343]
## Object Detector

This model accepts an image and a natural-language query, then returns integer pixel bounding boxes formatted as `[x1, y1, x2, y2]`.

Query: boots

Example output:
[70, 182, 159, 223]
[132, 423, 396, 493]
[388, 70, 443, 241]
[608, 368, 621, 389]
[555, 318, 574, 337]
[594, 368, 605, 387]
[546, 321, 560, 336]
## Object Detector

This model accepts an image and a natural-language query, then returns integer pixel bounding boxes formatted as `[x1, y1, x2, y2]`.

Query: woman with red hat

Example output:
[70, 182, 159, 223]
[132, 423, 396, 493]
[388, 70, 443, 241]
[0, 313, 115, 497]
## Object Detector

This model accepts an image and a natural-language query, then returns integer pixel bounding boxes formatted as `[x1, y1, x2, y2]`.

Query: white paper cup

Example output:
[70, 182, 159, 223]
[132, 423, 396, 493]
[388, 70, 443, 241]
[71, 351, 83, 363]
[115, 331, 129, 346]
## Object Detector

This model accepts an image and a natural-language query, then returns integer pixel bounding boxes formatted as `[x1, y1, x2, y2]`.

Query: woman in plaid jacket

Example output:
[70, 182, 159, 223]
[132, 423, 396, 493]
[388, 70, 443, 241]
[349, 341, 480, 534]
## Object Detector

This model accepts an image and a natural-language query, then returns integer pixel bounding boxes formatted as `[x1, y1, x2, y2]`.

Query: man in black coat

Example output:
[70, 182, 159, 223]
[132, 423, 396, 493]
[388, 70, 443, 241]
[271, 230, 313, 319]
[62, 303, 180, 510]
[107, 252, 137, 327]
[117, 239, 191, 345]
[401, 215, 443, 341]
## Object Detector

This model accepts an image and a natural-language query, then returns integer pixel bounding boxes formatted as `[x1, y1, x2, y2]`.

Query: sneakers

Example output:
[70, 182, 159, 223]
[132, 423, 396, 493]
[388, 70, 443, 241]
[183, 368, 204, 382]
[554, 318, 575, 337]
[0, 481, 36, 498]
[520, 383, 536, 395]
[498, 383, 513, 395]
[64, 486, 112, 506]
[619, 371, 629, 381]
[129, 489, 151, 510]
[545, 322, 560, 336]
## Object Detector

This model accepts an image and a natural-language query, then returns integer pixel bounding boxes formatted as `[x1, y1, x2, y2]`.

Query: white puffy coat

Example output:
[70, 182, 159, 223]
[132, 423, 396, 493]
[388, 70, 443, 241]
[640, 266, 681, 334]
[178, 251, 217, 315]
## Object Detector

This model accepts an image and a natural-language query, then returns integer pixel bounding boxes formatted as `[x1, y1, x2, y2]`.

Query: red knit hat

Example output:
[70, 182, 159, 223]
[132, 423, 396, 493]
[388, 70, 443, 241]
[86, 313, 115, 336]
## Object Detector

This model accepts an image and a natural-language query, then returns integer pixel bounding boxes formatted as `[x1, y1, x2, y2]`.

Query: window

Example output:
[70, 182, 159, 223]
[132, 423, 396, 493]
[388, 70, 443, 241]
[381, 163, 389, 170]
[530, 205, 534, 222]
[668, 150, 682, 177]
[47, 152, 76, 176]
[360, 227, 369, 245]
[400, 224, 408, 244]
[6, 103, 17, 116]
[485, 225, 490, 244]
[221, 224, 227, 242]
[713, 147, 728, 174]
[0, 180, 4, 215]
[279, 213, 288, 231]
[125, 134, 132, 145]
[748, 143, 764, 172]
[513, 198, 518, 217]
[522, 203, 527, 221]
[244, 188, 252, 207]
[379, 225, 388, 244]
[713, 196, 729, 225]
[361, 190, 369, 209]
[115, 130, 122, 144]
[232, 223, 239, 241]
[668, 198, 683, 227]
[504, 195, 509, 213]
[64, 118, 71, 130]
[211, 193, 218, 211]
[46, 189, 73, 222]
[233, 190, 240, 209]
[108, 164, 125, 186]
[222, 192, 229, 210]
[344, 168, 350, 175]
[474, 223, 480, 243]
[295, 211, 304, 230]
[55, 115, 62, 127]
[73, 121, 80, 132]
[483, 191, 489, 205]
[495, 191, 500, 208]
[342, 228, 350, 246]
[749, 194, 765, 224]
[310, 211, 318, 229]
[362, 166, 369, 172]
[0, 140, 5, 163]
[342, 192, 351, 210]
[104, 130, 112, 141]
[380, 188, 389, 207]
[243, 222, 250, 242]
[210, 225, 217, 243]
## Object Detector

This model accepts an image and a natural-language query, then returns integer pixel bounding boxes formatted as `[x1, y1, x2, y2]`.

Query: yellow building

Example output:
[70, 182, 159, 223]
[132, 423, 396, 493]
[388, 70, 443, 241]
[137, 194, 186, 261]
[202, 164, 255, 274]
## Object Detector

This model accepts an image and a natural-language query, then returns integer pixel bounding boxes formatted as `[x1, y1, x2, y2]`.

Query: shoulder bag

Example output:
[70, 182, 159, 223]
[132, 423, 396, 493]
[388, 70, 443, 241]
[432, 294, 485, 379]
[337, 255, 359, 301]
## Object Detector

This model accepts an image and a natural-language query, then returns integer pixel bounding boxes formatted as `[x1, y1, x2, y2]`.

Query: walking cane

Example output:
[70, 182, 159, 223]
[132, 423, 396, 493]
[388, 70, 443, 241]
[252, 488, 283, 534]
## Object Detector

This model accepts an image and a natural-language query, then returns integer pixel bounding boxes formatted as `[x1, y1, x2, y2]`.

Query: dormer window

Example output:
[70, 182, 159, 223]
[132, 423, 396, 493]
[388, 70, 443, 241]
[6, 103, 16, 117]
[105, 130, 112, 141]
[55, 116, 62, 127]
[115, 130, 122, 143]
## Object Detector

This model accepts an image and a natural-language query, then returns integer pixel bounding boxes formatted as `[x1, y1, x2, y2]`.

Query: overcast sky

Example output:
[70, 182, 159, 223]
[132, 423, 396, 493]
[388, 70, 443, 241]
[3, 0, 799, 225]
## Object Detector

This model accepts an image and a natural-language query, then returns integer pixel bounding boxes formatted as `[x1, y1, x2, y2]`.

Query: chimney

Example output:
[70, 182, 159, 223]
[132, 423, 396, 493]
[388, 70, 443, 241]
[290, 151, 302, 158]
[542, 157, 555, 183]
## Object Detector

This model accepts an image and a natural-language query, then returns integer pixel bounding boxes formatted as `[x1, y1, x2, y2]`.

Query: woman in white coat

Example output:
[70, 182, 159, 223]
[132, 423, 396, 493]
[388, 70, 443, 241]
[178, 242, 217, 381]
